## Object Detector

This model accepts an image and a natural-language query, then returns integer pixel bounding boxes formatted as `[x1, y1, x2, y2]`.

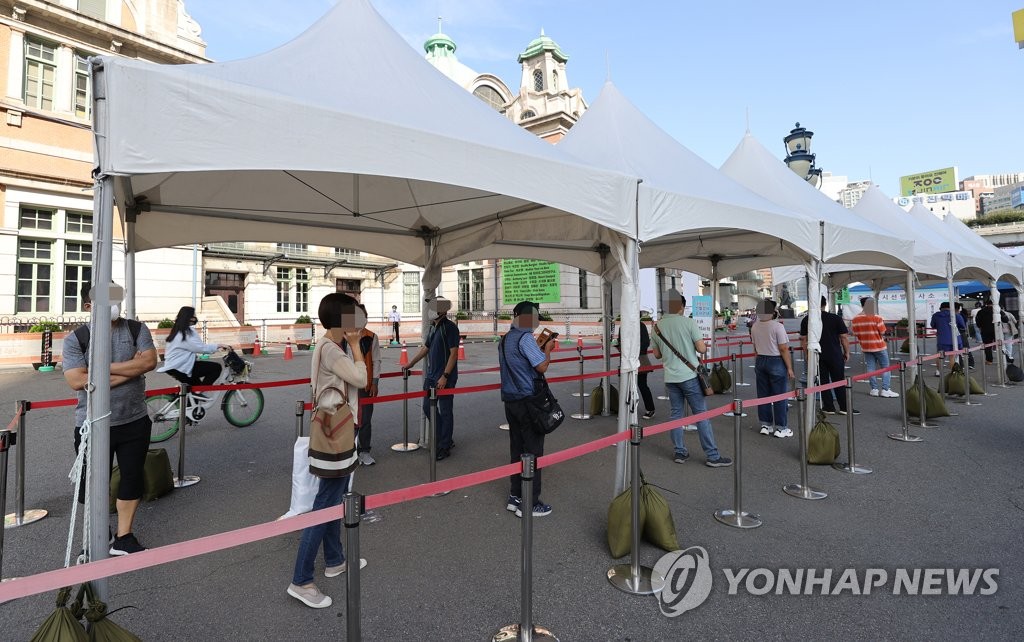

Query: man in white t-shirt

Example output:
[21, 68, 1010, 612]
[387, 305, 401, 344]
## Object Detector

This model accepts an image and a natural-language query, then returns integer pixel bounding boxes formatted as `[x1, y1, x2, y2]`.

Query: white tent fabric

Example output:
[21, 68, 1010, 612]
[905, 205, 998, 282]
[943, 214, 1023, 285]
[94, 0, 640, 285]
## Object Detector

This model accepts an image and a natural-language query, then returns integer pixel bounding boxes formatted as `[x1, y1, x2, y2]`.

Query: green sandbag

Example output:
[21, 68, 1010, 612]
[899, 338, 910, 353]
[81, 583, 142, 642]
[109, 449, 175, 512]
[29, 587, 88, 642]
[589, 380, 619, 415]
[906, 375, 950, 418]
[807, 413, 840, 464]
[943, 363, 983, 396]
[710, 363, 732, 394]
[640, 482, 679, 553]
[607, 485, 646, 558]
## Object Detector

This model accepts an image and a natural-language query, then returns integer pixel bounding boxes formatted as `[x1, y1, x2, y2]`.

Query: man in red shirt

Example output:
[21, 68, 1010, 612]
[850, 297, 898, 398]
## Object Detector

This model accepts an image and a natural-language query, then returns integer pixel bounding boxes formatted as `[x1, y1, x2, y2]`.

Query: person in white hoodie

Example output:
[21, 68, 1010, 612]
[158, 306, 231, 390]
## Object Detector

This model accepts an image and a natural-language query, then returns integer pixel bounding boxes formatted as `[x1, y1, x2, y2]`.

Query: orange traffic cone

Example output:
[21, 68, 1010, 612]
[284, 338, 294, 361]
[252, 338, 261, 357]
[458, 338, 466, 360]
[399, 341, 409, 366]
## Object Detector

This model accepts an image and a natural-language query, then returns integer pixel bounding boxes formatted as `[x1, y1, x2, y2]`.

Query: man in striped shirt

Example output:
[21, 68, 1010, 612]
[850, 297, 899, 398]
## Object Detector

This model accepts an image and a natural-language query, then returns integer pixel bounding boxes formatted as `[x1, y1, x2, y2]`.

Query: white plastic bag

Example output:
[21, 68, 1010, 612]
[279, 437, 319, 519]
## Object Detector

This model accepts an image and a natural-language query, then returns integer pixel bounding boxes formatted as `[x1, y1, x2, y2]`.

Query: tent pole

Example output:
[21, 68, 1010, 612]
[709, 258, 718, 360]
[125, 208, 136, 319]
[905, 270, 919, 381]
[601, 249, 612, 416]
[946, 253, 958, 378]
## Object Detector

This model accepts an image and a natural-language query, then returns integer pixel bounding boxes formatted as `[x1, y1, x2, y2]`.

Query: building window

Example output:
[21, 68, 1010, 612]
[64, 243, 92, 313]
[551, 70, 558, 89]
[296, 268, 309, 313]
[276, 267, 291, 313]
[24, 38, 56, 111]
[74, 52, 91, 119]
[579, 269, 588, 310]
[335, 247, 360, 257]
[458, 270, 470, 311]
[533, 69, 543, 92]
[20, 207, 54, 231]
[472, 268, 485, 311]
[521, 109, 536, 121]
[472, 85, 505, 111]
[403, 272, 420, 313]
[17, 240, 52, 313]
[65, 211, 93, 234]
[277, 243, 307, 255]
[457, 269, 486, 312]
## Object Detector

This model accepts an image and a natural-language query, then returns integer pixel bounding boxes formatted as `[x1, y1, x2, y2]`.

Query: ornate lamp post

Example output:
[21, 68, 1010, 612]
[783, 122, 822, 188]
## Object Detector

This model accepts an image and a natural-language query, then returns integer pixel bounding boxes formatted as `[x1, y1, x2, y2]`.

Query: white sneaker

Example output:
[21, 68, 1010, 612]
[869, 388, 880, 397]
[773, 428, 794, 438]
[325, 558, 368, 577]
[934, 370, 941, 377]
[759, 425, 772, 435]
[358, 452, 376, 466]
[880, 389, 900, 398]
[287, 583, 332, 609]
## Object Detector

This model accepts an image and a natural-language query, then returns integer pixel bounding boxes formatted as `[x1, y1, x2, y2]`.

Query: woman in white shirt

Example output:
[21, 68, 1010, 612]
[158, 306, 231, 387]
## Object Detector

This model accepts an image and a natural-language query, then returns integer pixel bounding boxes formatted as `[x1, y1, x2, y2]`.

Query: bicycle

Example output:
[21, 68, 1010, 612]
[146, 349, 264, 443]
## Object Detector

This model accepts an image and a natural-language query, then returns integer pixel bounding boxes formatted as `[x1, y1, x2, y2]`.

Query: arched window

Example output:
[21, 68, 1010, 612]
[551, 70, 558, 90]
[533, 69, 543, 92]
[472, 85, 505, 111]
[521, 109, 536, 121]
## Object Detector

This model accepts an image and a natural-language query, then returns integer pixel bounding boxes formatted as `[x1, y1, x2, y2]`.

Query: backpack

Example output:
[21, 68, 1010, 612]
[73, 319, 144, 356]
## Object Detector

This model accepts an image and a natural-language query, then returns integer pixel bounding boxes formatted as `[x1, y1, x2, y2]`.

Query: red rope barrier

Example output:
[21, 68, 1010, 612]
[643, 403, 732, 438]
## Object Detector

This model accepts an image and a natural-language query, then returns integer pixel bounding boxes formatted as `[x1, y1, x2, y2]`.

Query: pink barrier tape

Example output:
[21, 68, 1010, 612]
[538, 431, 629, 468]
[805, 380, 846, 396]
[851, 364, 900, 383]
[380, 370, 422, 379]
[919, 353, 942, 363]
[145, 387, 180, 397]
[366, 462, 522, 511]
[192, 378, 310, 393]
[437, 383, 501, 397]
[742, 389, 796, 408]
[643, 403, 732, 438]
[546, 369, 619, 385]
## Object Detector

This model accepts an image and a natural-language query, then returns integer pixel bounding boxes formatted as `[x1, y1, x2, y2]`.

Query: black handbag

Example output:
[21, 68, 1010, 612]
[526, 376, 565, 434]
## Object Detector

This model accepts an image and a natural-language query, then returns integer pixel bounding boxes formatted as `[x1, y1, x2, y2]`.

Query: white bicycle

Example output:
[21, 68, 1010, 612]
[146, 349, 264, 443]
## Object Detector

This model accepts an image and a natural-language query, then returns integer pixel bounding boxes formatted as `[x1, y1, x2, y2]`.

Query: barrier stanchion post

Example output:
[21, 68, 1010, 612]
[428, 388, 450, 497]
[915, 356, 939, 428]
[938, 351, 960, 416]
[783, 389, 827, 500]
[608, 423, 666, 594]
[343, 492, 362, 642]
[493, 454, 557, 642]
[735, 351, 750, 387]
[959, 351, 981, 406]
[0, 429, 12, 578]
[888, 361, 922, 442]
[571, 347, 590, 420]
[39, 330, 54, 372]
[391, 370, 419, 451]
[993, 339, 1012, 388]
[173, 383, 200, 488]
[833, 377, 871, 474]
[714, 400, 761, 528]
[980, 345, 996, 396]
[4, 400, 47, 528]
[294, 400, 305, 440]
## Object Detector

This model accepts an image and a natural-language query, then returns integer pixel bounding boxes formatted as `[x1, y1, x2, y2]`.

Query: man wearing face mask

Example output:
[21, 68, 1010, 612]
[62, 283, 158, 556]
[403, 296, 460, 460]
[498, 301, 556, 517]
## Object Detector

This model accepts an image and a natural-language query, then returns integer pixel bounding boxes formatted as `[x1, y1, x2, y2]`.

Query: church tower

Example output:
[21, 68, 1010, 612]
[506, 30, 587, 142]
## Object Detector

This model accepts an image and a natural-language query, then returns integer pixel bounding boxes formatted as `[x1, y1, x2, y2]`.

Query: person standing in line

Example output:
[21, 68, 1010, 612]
[800, 296, 857, 415]
[498, 301, 557, 517]
[970, 301, 983, 344]
[649, 291, 732, 467]
[403, 296, 460, 460]
[287, 293, 366, 609]
[750, 299, 795, 437]
[850, 297, 899, 398]
[954, 303, 975, 369]
[974, 298, 1006, 365]
[388, 305, 401, 344]
[930, 302, 966, 376]
[638, 315, 656, 419]
[62, 283, 157, 556]
[353, 303, 381, 466]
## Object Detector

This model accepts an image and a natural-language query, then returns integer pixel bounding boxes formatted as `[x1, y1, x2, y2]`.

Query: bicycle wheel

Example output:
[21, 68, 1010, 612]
[147, 394, 181, 443]
[223, 388, 264, 427]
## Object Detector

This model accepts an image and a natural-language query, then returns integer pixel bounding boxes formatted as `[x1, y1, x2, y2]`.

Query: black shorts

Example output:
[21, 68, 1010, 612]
[74, 414, 152, 502]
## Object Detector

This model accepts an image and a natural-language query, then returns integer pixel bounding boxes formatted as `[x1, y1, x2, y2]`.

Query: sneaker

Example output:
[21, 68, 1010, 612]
[435, 448, 450, 461]
[287, 583, 332, 609]
[506, 495, 522, 512]
[358, 452, 376, 466]
[706, 456, 733, 468]
[934, 370, 941, 377]
[759, 425, 772, 435]
[869, 388, 880, 397]
[515, 502, 552, 518]
[837, 409, 861, 415]
[822, 409, 837, 415]
[109, 533, 146, 556]
[773, 428, 794, 438]
[880, 389, 900, 398]
[642, 410, 656, 419]
[673, 452, 690, 464]
[324, 558, 367, 577]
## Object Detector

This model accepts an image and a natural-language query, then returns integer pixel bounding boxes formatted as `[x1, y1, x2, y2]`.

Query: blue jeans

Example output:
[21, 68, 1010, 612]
[863, 350, 891, 391]
[422, 374, 457, 450]
[667, 378, 720, 460]
[755, 356, 788, 428]
[292, 475, 350, 585]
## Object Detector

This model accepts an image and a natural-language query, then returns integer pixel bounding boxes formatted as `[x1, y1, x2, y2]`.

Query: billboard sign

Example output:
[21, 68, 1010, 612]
[899, 167, 957, 196]
[691, 295, 714, 341]
[501, 259, 561, 304]
[1014, 8, 1024, 48]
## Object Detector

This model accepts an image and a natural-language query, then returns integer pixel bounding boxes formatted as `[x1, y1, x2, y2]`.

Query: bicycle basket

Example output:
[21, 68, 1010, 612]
[224, 350, 247, 375]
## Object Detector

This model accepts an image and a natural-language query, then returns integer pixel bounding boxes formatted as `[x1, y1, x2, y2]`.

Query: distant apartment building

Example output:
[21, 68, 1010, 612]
[961, 173, 1024, 216]
[838, 180, 872, 209]
[979, 182, 1024, 215]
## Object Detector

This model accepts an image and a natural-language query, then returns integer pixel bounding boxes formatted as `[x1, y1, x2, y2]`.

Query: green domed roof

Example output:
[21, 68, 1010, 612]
[517, 29, 568, 63]
[424, 31, 457, 57]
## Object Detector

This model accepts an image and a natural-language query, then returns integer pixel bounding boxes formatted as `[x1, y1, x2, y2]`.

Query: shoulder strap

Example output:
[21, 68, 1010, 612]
[74, 319, 143, 356]
[653, 323, 702, 372]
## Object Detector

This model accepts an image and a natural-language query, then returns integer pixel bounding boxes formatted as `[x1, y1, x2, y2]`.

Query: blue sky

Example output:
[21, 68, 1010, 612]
[182, 0, 1023, 196]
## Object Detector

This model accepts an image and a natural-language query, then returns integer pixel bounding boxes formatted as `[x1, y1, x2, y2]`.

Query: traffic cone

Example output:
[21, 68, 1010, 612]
[284, 338, 294, 361]
[458, 338, 466, 360]
[252, 338, 261, 357]
[399, 341, 409, 367]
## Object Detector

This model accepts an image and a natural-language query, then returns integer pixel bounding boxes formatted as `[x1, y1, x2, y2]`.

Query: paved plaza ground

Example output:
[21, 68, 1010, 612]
[1, 336, 1022, 640]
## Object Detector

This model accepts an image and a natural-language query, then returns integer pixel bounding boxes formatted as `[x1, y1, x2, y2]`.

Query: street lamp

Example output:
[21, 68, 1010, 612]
[783, 122, 822, 189]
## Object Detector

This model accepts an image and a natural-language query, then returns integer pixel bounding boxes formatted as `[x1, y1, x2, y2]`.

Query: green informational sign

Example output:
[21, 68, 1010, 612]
[501, 259, 561, 305]
[835, 287, 851, 305]
[899, 167, 956, 196]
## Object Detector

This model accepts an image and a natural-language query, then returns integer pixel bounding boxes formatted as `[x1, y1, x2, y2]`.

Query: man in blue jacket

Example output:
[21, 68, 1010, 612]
[930, 302, 966, 377]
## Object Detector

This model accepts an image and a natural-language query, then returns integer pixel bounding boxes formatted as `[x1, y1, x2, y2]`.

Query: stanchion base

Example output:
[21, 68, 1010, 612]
[390, 442, 420, 452]
[498, 423, 510, 431]
[914, 420, 939, 428]
[657, 395, 669, 400]
[735, 382, 751, 387]
[173, 475, 201, 488]
[991, 384, 1014, 388]
[607, 564, 666, 595]
[713, 509, 762, 529]
[832, 463, 872, 474]
[38, 365, 55, 372]
[492, 624, 558, 642]
[570, 413, 591, 420]
[571, 392, 591, 398]
[430, 490, 451, 498]
[361, 509, 383, 523]
[782, 484, 827, 500]
[4, 508, 48, 528]
[956, 400, 982, 406]
[981, 392, 998, 397]
[888, 432, 923, 442]
[722, 412, 747, 418]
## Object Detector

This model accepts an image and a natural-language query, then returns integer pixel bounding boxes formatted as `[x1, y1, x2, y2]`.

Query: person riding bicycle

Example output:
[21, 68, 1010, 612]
[159, 306, 232, 395]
